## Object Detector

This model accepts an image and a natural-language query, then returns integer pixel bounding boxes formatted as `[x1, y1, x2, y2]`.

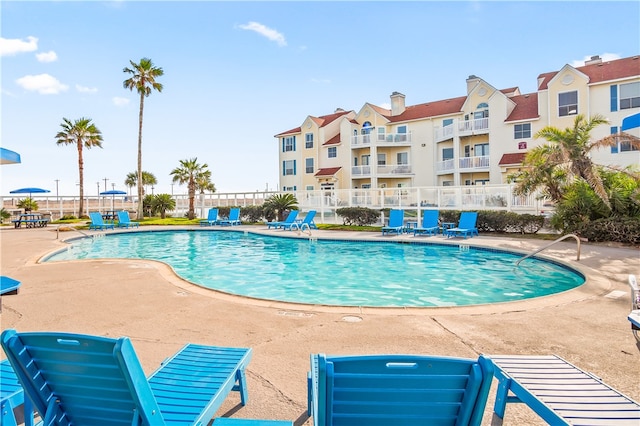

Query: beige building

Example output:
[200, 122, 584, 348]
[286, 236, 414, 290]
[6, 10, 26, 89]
[275, 55, 640, 193]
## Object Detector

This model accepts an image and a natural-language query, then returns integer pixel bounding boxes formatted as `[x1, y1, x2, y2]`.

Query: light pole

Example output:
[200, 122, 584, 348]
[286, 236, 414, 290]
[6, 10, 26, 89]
[103, 177, 109, 192]
[54, 179, 60, 200]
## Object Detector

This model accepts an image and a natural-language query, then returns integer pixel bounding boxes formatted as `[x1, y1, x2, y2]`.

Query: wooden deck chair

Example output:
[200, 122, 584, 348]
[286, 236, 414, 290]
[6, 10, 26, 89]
[1, 329, 252, 426]
[308, 353, 493, 426]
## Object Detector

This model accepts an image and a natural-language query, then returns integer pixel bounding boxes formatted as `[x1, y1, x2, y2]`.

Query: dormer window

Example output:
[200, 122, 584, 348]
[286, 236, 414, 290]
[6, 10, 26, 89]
[559, 91, 578, 116]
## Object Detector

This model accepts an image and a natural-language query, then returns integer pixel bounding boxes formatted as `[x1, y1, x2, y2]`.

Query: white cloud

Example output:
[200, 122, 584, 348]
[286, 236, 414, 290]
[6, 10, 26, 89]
[16, 74, 68, 94]
[0, 36, 38, 56]
[112, 96, 130, 106]
[571, 53, 621, 67]
[36, 50, 58, 63]
[76, 84, 98, 94]
[238, 22, 287, 47]
[310, 77, 331, 84]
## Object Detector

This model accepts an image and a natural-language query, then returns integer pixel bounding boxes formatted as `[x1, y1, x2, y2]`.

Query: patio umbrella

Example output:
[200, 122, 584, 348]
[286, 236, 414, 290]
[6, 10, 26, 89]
[10, 187, 51, 198]
[0, 148, 21, 165]
[100, 190, 127, 210]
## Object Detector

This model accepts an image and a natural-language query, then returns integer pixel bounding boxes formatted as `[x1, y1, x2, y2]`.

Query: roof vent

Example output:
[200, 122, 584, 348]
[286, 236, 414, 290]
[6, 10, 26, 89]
[585, 55, 602, 65]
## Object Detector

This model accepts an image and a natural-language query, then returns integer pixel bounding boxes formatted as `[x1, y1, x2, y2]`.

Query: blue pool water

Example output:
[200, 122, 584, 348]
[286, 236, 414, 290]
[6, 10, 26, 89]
[44, 230, 584, 307]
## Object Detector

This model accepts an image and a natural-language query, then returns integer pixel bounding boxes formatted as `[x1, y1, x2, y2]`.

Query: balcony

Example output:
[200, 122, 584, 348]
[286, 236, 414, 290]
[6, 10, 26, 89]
[436, 156, 490, 174]
[434, 118, 489, 142]
[351, 132, 412, 147]
[351, 164, 412, 177]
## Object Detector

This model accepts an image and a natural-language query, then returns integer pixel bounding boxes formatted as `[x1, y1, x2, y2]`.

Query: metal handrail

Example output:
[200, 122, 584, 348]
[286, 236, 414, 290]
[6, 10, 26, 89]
[56, 224, 92, 240]
[515, 233, 581, 266]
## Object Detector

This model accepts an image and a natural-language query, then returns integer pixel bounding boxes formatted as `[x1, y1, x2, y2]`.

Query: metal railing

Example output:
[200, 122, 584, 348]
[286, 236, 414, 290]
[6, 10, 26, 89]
[515, 234, 581, 267]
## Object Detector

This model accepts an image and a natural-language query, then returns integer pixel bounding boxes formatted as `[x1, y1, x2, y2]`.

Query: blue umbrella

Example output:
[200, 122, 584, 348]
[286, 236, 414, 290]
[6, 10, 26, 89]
[10, 187, 50, 198]
[100, 190, 127, 210]
[0, 148, 21, 165]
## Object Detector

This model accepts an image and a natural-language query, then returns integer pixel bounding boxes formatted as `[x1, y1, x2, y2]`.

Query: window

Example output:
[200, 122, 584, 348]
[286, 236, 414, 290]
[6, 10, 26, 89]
[612, 126, 639, 153]
[377, 127, 386, 141]
[620, 82, 640, 109]
[283, 160, 296, 176]
[474, 103, 489, 119]
[306, 185, 314, 190]
[377, 153, 386, 165]
[474, 143, 489, 156]
[464, 145, 471, 158]
[361, 184, 371, 189]
[442, 148, 453, 160]
[397, 152, 408, 165]
[361, 154, 370, 165]
[328, 147, 337, 158]
[559, 91, 578, 116]
[443, 118, 453, 127]
[396, 125, 407, 141]
[305, 133, 313, 149]
[514, 123, 531, 139]
[305, 158, 314, 173]
[282, 136, 296, 152]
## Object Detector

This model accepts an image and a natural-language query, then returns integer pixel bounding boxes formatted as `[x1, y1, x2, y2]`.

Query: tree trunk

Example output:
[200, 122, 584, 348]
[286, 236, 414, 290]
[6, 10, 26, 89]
[77, 142, 84, 217]
[137, 92, 145, 219]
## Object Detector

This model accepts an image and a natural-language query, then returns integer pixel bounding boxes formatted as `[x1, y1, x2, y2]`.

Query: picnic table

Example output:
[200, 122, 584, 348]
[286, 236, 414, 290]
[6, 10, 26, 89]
[102, 210, 118, 221]
[11, 213, 49, 228]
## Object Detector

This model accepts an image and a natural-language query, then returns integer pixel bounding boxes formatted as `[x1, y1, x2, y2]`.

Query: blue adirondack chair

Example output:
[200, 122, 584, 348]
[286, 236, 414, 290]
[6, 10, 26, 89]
[89, 211, 115, 230]
[1, 329, 253, 426]
[1, 359, 35, 426]
[219, 208, 241, 226]
[445, 211, 479, 238]
[284, 210, 317, 231]
[117, 211, 140, 228]
[266, 210, 298, 230]
[200, 208, 219, 226]
[381, 209, 405, 235]
[308, 353, 493, 426]
[413, 210, 440, 236]
[0, 276, 21, 295]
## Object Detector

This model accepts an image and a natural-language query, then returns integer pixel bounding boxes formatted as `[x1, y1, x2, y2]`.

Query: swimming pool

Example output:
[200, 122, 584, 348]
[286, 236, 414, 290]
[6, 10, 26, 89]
[44, 230, 585, 307]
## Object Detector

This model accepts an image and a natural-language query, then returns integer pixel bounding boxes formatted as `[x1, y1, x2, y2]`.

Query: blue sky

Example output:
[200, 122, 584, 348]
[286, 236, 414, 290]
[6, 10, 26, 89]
[1, 1, 639, 197]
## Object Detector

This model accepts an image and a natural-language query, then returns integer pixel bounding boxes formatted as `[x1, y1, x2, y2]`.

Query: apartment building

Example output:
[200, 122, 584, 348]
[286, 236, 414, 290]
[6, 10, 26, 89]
[275, 55, 640, 193]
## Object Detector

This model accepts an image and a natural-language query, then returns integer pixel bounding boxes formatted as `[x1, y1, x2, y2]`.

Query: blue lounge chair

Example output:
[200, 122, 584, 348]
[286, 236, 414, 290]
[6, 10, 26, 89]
[1, 359, 35, 426]
[88, 211, 115, 230]
[486, 354, 640, 425]
[219, 207, 241, 226]
[0, 276, 21, 295]
[266, 210, 298, 230]
[413, 210, 439, 236]
[200, 208, 219, 226]
[629, 274, 640, 342]
[284, 210, 317, 231]
[1, 329, 253, 426]
[117, 210, 140, 228]
[308, 353, 493, 426]
[381, 209, 404, 235]
[445, 211, 479, 238]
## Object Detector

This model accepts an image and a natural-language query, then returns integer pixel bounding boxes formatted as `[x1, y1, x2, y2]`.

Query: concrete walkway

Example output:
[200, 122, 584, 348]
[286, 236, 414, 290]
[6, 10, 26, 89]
[1, 225, 638, 425]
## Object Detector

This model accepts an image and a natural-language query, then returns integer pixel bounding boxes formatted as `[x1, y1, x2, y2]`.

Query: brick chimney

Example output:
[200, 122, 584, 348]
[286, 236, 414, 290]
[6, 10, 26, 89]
[390, 91, 405, 116]
[466, 75, 480, 94]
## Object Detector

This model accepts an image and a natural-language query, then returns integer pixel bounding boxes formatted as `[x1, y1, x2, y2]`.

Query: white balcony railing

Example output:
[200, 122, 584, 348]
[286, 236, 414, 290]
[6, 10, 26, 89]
[436, 159, 455, 172]
[351, 165, 372, 176]
[434, 118, 490, 142]
[351, 132, 412, 147]
[377, 164, 412, 175]
[459, 155, 490, 169]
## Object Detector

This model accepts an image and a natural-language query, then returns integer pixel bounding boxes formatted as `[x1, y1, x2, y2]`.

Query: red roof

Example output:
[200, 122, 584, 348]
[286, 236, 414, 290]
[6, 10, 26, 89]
[323, 134, 341, 146]
[505, 93, 539, 122]
[537, 56, 640, 90]
[499, 152, 527, 165]
[314, 167, 341, 177]
[275, 110, 351, 137]
[386, 96, 467, 122]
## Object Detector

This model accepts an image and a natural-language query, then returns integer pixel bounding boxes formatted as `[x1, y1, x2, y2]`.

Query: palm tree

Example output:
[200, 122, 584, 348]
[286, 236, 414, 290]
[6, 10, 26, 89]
[264, 193, 298, 221]
[513, 114, 640, 209]
[151, 194, 176, 219]
[170, 158, 211, 220]
[195, 169, 216, 194]
[55, 117, 103, 216]
[123, 58, 164, 219]
[124, 171, 157, 196]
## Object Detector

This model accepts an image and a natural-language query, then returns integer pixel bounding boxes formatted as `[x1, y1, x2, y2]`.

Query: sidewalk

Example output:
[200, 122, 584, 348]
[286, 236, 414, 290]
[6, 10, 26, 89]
[1, 225, 638, 425]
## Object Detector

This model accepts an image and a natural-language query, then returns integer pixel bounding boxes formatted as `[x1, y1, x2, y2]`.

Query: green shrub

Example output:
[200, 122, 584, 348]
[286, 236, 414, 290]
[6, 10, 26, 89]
[241, 205, 265, 222]
[577, 217, 640, 245]
[336, 207, 380, 226]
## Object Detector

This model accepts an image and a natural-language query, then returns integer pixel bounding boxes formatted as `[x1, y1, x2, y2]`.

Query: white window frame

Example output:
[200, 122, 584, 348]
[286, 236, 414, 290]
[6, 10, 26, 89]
[328, 147, 337, 158]
[620, 82, 640, 109]
[305, 133, 314, 149]
[283, 160, 295, 176]
[559, 91, 578, 116]
[305, 157, 314, 174]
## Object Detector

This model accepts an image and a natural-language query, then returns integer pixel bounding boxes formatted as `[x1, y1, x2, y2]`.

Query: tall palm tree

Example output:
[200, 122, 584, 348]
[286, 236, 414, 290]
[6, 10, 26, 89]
[195, 169, 216, 194]
[124, 171, 157, 196]
[170, 158, 211, 219]
[513, 114, 640, 209]
[123, 58, 164, 219]
[55, 117, 103, 217]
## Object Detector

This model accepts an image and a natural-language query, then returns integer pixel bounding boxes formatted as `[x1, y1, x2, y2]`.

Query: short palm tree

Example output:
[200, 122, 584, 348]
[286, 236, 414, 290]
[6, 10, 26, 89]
[152, 194, 176, 219]
[124, 171, 157, 196]
[513, 114, 640, 209]
[123, 58, 164, 219]
[264, 193, 298, 221]
[170, 158, 211, 220]
[55, 117, 103, 216]
[16, 198, 38, 213]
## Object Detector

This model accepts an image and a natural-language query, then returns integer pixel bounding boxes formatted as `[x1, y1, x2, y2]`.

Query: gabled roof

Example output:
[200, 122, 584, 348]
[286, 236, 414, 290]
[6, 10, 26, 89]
[537, 56, 640, 90]
[385, 96, 467, 123]
[323, 134, 341, 146]
[505, 93, 539, 122]
[274, 126, 301, 137]
[314, 167, 341, 177]
[498, 152, 527, 165]
[275, 110, 351, 137]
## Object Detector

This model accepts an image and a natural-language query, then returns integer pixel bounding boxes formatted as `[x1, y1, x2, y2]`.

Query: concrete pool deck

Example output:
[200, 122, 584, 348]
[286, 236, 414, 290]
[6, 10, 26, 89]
[1, 225, 638, 425]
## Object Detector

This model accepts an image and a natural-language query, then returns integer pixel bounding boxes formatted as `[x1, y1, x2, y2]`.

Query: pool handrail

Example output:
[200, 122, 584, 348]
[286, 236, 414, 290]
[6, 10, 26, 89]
[515, 233, 581, 266]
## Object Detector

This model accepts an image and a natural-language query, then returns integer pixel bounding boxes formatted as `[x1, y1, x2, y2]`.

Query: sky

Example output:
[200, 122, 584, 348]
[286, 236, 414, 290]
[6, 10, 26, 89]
[1, 0, 639, 198]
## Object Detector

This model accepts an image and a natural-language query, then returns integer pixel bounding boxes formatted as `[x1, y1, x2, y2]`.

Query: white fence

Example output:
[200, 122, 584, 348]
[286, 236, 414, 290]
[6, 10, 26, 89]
[2, 184, 547, 224]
